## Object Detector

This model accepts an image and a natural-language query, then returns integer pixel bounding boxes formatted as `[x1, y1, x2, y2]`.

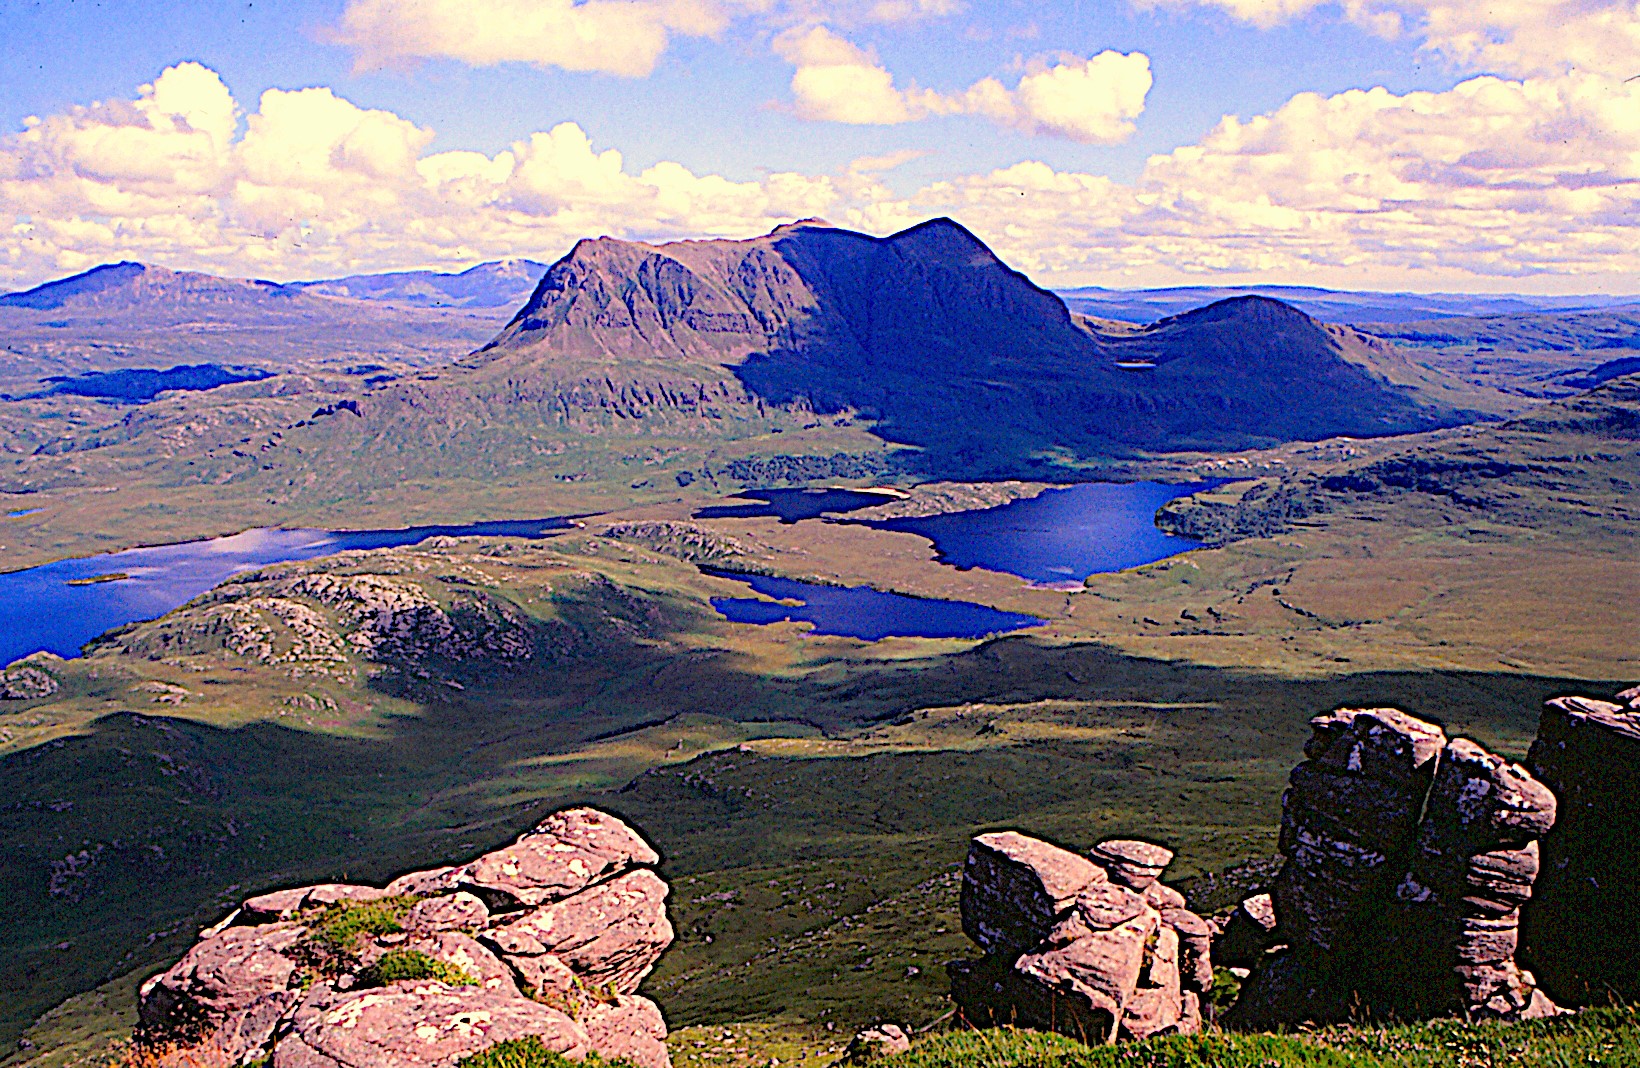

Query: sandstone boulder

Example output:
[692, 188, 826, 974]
[241, 884, 392, 924]
[1523, 694, 1640, 1005]
[952, 832, 1202, 1045]
[270, 983, 589, 1068]
[582, 995, 671, 1068]
[1161, 908, 1215, 995]
[1383, 739, 1557, 1019]
[1089, 840, 1173, 892]
[844, 1023, 911, 1062]
[1229, 708, 1446, 1029]
[960, 831, 1105, 960]
[135, 807, 674, 1068]
[1212, 893, 1277, 970]
[138, 922, 306, 1060]
[458, 807, 660, 908]
[483, 868, 672, 994]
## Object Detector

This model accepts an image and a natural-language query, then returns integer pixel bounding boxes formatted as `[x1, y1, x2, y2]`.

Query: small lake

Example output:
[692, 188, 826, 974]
[693, 487, 899, 524]
[707, 570, 1043, 641]
[0, 517, 575, 667]
[865, 481, 1214, 587]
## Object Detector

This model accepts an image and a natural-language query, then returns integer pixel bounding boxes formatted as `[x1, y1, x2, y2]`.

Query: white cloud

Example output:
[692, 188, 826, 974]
[327, 0, 965, 76]
[0, 62, 1635, 293]
[330, 0, 733, 77]
[1133, 0, 1640, 77]
[773, 26, 1153, 143]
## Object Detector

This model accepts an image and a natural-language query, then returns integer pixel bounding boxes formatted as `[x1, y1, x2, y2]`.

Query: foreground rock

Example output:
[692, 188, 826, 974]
[1522, 691, 1640, 1005]
[1226, 707, 1560, 1029]
[950, 831, 1211, 1044]
[137, 807, 673, 1068]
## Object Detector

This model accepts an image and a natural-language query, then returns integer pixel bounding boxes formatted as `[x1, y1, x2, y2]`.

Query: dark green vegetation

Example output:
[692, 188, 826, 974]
[878, 1008, 1640, 1068]
[304, 898, 415, 956]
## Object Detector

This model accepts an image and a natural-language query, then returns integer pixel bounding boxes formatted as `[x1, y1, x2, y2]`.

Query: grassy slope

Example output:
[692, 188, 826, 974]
[0, 523, 1613, 1058]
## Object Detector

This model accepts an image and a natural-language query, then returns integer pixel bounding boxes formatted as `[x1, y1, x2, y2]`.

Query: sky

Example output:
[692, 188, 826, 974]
[0, 0, 1636, 294]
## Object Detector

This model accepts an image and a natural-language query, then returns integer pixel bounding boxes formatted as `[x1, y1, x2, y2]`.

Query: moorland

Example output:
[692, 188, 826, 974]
[0, 218, 1635, 1066]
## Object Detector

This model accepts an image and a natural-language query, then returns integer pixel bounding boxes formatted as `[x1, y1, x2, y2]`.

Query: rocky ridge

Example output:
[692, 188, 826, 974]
[135, 807, 674, 1068]
[951, 686, 1640, 1042]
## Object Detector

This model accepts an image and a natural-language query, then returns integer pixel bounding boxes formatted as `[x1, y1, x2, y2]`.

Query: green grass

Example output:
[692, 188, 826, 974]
[885, 1008, 1640, 1068]
[355, 948, 477, 987]
[458, 1038, 636, 1068]
[305, 897, 414, 952]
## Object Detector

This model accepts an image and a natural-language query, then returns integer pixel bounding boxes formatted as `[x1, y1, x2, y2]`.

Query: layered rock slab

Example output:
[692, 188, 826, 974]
[135, 806, 674, 1068]
[951, 832, 1211, 1044]
[1523, 693, 1640, 1005]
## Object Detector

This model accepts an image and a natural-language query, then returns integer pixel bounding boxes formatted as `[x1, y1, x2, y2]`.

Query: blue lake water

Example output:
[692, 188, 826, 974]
[693, 487, 898, 524]
[707, 570, 1043, 641]
[0, 517, 575, 667]
[865, 481, 1215, 587]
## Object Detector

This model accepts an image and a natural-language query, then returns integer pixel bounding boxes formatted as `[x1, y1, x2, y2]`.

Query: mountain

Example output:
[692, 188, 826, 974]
[463, 218, 1482, 472]
[0, 261, 516, 393]
[0, 261, 308, 312]
[1056, 284, 1637, 326]
[292, 259, 550, 308]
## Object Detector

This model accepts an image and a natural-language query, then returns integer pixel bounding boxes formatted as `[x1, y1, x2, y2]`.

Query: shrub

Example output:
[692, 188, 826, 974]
[356, 949, 478, 988]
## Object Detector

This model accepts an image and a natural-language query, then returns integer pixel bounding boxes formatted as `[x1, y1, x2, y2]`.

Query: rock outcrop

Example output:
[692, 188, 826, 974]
[1225, 707, 1560, 1029]
[1521, 689, 1640, 1005]
[136, 807, 673, 1068]
[0, 662, 59, 699]
[950, 832, 1212, 1044]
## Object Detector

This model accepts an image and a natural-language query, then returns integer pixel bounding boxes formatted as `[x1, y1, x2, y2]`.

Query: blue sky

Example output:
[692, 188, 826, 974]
[0, 0, 1635, 292]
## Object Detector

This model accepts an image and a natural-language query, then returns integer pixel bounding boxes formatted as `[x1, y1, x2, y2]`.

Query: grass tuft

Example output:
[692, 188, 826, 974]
[355, 948, 478, 988]
[303, 897, 417, 954]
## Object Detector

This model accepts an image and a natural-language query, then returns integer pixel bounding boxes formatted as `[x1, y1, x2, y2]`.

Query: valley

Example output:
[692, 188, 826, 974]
[0, 221, 1634, 1067]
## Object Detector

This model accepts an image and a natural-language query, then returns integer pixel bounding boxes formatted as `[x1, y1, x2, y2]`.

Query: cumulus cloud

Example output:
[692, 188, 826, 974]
[773, 26, 1152, 142]
[330, 0, 733, 77]
[0, 62, 1635, 291]
[328, 0, 964, 76]
[1132, 0, 1640, 77]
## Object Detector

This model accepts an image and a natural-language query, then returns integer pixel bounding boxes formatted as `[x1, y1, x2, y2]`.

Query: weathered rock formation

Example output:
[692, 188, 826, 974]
[137, 807, 673, 1068]
[1225, 707, 1561, 1029]
[950, 832, 1213, 1044]
[0, 662, 59, 699]
[1521, 689, 1640, 1005]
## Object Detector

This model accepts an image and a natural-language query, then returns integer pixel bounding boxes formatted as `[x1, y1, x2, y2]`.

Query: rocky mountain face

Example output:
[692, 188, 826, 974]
[135, 807, 674, 1068]
[465, 218, 1475, 472]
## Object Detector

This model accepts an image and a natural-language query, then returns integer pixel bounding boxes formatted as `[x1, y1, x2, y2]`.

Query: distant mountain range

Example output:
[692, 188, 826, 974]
[0, 261, 310, 312]
[9, 225, 1625, 477]
[1057, 284, 1638, 326]
[290, 259, 549, 308]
